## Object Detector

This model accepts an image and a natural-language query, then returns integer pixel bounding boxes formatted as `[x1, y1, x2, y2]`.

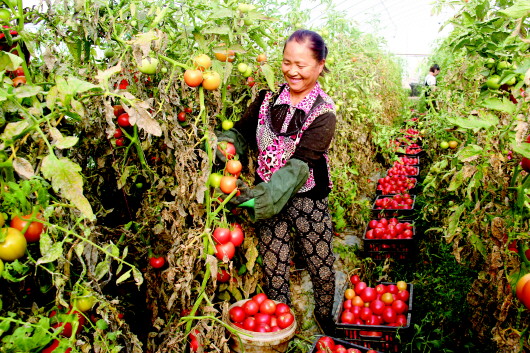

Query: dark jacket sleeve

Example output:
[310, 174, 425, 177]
[232, 89, 268, 150]
[292, 111, 336, 168]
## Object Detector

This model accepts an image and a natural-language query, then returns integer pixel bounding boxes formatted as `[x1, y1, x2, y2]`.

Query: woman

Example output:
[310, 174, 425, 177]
[218, 29, 336, 334]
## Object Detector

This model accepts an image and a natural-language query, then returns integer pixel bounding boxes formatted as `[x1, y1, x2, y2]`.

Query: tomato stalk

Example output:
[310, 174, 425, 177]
[158, 54, 189, 71]
[184, 263, 211, 334]
[181, 314, 252, 338]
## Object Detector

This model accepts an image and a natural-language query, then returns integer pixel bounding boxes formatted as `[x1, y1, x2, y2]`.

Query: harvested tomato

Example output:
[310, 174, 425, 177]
[10, 214, 44, 243]
[0, 227, 27, 261]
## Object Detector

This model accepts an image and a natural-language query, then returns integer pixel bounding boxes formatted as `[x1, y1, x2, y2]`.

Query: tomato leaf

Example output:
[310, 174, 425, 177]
[116, 269, 131, 284]
[132, 267, 143, 286]
[481, 97, 516, 114]
[499, 1, 530, 18]
[95, 261, 111, 280]
[260, 63, 276, 91]
[41, 155, 95, 220]
[444, 204, 465, 243]
[12, 157, 35, 179]
[0, 121, 30, 144]
[446, 113, 499, 131]
[0, 51, 22, 71]
[458, 144, 484, 162]
[511, 141, 530, 158]
[14, 84, 43, 99]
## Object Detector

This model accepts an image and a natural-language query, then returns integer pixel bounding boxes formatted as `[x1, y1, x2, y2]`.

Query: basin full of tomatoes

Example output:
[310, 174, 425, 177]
[334, 280, 413, 350]
[310, 336, 381, 353]
[227, 293, 296, 333]
[376, 175, 417, 195]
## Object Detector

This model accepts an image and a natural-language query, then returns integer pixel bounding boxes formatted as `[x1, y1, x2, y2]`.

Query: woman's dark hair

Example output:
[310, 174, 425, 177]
[430, 64, 440, 73]
[284, 29, 330, 76]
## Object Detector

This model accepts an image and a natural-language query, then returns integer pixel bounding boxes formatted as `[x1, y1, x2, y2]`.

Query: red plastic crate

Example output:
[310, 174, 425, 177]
[363, 220, 416, 261]
[334, 283, 414, 353]
[309, 336, 383, 353]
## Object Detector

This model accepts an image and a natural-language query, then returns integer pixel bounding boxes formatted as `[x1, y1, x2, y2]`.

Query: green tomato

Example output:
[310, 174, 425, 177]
[160, 67, 168, 74]
[96, 319, 108, 330]
[73, 294, 95, 312]
[497, 60, 511, 71]
[486, 75, 501, 89]
[237, 63, 249, 74]
[505, 76, 517, 86]
[244, 18, 254, 26]
[222, 120, 234, 130]
[138, 58, 159, 75]
[0, 8, 10, 22]
[237, 3, 255, 12]
[440, 141, 449, 149]
[208, 172, 223, 188]
[104, 48, 115, 58]
[130, 20, 137, 27]
[243, 66, 253, 78]
[485, 57, 495, 68]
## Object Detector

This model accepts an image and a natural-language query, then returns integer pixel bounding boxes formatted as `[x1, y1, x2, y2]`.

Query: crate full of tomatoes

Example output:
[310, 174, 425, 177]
[309, 336, 382, 353]
[363, 218, 416, 261]
[376, 175, 417, 195]
[371, 194, 415, 218]
[334, 279, 414, 353]
[387, 163, 419, 177]
[396, 143, 423, 157]
[397, 156, 419, 166]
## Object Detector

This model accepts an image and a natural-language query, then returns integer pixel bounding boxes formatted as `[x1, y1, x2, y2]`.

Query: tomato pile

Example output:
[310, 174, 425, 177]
[386, 164, 418, 177]
[339, 278, 411, 327]
[228, 293, 295, 333]
[365, 218, 414, 240]
[377, 175, 416, 194]
[373, 194, 414, 210]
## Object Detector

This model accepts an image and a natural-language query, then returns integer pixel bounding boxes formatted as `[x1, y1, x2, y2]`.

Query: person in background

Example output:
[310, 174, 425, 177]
[217, 29, 337, 334]
[424, 64, 440, 110]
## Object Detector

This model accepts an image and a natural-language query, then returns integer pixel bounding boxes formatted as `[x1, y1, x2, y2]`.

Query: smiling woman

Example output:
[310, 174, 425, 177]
[216, 29, 338, 336]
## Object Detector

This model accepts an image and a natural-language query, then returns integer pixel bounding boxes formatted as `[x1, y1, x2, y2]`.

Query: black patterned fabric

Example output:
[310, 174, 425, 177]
[256, 195, 336, 321]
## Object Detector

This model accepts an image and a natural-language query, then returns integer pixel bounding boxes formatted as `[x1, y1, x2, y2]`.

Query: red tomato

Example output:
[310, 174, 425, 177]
[113, 129, 123, 138]
[359, 306, 372, 321]
[215, 242, 235, 262]
[368, 220, 378, 229]
[516, 274, 530, 309]
[259, 299, 276, 315]
[177, 112, 186, 122]
[350, 274, 361, 285]
[396, 289, 410, 302]
[213, 227, 231, 244]
[375, 283, 387, 294]
[229, 306, 246, 323]
[316, 336, 336, 351]
[360, 287, 377, 302]
[226, 160, 242, 175]
[277, 312, 294, 329]
[275, 303, 290, 315]
[218, 141, 236, 160]
[381, 306, 397, 324]
[184, 107, 193, 113]
[253, 293, 268, 305]
[10, 214, 44, 243]
[242, 316, 257, 331]
[216, 269, 230, 283]
[354, 281, 367, 295]
[115, 137, 125, 146]
[255, 323, 271, 332]
[117, 113, 131, 127]
[113, 105, 125, 117]
[220, 175, 238, 194]
[12, 75, 26, 87]
[230, 227, 244, 247]
[369, 299, 385, 315]
[254, 313, 271, 326]
[392, 299, 408, 314]
[242, 300, 259, 316]
[149, 256, 165, 269]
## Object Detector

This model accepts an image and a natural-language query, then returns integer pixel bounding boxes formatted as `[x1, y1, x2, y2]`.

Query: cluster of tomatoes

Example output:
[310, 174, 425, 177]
[314, 336, 377, 353]
[0, 212, 44, 266]
[373, 194, 414, 210]
[183, 54, 221, 90]
[111, 105, 129, 146]
[376, 175, 416, 195]
[339, 276, 411, 328]
[364, 218, 414, 240]
[386, 164, 418, 177]
[228, 293, 295, 333]
[210, 141, 242, 195]
[212, 224, 244, 263]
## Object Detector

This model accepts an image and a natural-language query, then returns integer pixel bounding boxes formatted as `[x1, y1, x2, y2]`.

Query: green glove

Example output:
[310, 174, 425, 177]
[227, 179, 254, 207]
[239, 198, 255, 208]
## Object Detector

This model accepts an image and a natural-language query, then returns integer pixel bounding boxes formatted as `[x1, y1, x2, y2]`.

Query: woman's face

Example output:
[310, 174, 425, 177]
[282, 40, 324, 99]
